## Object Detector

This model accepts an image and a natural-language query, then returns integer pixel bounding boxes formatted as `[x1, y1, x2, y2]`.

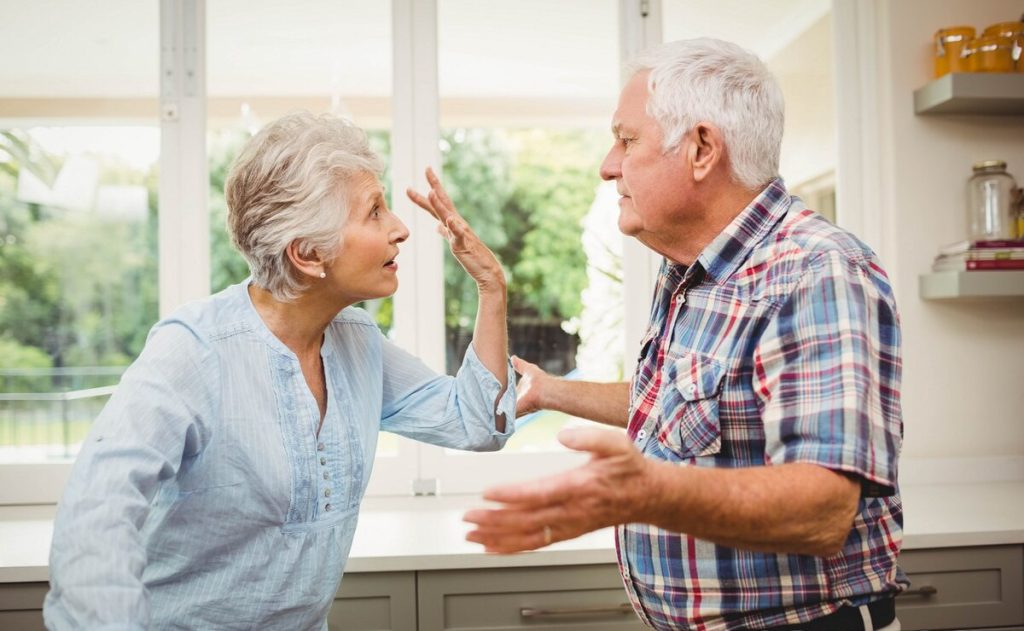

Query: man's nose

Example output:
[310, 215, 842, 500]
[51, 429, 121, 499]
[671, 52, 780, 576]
[599, 146, 621, 181]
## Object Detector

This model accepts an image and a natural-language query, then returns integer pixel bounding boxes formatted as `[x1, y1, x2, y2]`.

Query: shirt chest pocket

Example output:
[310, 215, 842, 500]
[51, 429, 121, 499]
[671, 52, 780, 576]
[658, 353, 725, 460]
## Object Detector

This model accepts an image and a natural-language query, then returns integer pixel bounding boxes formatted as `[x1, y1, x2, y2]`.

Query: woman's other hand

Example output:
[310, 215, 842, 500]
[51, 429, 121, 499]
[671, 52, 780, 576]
[406, 168, 506, 293]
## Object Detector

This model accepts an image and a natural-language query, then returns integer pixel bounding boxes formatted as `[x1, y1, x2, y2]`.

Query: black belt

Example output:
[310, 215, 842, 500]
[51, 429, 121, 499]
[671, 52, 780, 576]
[765, 597, 895, 631]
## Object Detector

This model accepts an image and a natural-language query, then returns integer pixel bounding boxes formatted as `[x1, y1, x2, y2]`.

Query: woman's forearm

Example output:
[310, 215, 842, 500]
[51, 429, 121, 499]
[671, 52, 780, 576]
[472, 284, 510, 406]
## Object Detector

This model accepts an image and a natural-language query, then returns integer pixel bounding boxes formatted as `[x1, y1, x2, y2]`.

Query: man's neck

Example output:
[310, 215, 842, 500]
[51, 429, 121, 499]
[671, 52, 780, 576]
[646, 183, 763, 267]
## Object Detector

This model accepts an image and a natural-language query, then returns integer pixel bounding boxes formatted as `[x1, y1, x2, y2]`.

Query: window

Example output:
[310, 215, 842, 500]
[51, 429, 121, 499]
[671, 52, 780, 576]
[2, 0, 837, 504]
[0, 0, 160, 502]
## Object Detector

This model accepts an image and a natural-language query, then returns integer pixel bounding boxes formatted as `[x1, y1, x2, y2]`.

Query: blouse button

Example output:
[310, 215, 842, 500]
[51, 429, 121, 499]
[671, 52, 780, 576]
[324, 488, 332, 497]
[320, 456, 327, 466]
[317, 442, 325, 451]
[323, 471, 329, 480]
[325, 503, 332, 511]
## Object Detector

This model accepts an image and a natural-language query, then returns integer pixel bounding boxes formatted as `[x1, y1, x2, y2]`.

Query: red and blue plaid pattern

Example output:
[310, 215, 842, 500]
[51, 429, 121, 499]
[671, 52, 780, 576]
[616, 179, 907, 630]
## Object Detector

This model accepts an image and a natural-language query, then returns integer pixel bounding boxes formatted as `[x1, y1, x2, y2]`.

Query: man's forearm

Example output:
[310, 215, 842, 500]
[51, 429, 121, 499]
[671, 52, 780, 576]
[543, 380, 631, 427]
[639, 461, 861, 556]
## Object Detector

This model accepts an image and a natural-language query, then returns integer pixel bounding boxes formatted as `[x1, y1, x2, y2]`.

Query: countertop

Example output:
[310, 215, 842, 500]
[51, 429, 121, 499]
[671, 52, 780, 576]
[2, 480, 1023, 583]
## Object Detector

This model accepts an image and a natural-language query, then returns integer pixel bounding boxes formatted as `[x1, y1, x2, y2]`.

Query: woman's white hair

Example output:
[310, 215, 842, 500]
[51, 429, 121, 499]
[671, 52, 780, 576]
[224, 111, 383, 301]
[627, 38, 785, 190]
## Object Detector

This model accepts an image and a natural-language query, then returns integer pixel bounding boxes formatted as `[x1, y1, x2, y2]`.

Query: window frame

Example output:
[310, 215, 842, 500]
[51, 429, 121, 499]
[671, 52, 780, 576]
[0, 0, 663, 504]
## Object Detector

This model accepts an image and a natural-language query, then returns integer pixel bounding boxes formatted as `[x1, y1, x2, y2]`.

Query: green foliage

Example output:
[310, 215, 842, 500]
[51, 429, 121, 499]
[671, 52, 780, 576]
[0, 131, 157, 374]
[1, 124, 605, 380]
[441, 128, 605, 326]
[0, 336, 53, 393]
[209, 128, 252, 294]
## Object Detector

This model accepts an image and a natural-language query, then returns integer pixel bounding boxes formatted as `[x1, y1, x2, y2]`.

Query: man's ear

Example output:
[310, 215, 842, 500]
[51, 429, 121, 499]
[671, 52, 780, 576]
[687, 122, 726, 183]
[286, 239, 326, 280]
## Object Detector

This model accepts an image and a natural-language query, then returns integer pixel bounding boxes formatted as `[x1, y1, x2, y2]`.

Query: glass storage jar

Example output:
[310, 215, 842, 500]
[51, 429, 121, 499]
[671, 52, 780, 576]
[981, 21, 1024, 70]
[967, 160, 1019, 241]
[968, 34, 1017, 72]
[934, 26, 975, 77]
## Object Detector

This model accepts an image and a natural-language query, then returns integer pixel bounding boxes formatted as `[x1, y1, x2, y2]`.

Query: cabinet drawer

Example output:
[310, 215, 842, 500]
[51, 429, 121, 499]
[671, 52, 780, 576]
[329, 571, 416, 631]
[897, 545, 1024, 630]
[417, 564, 645, 630]
[0, 582, 47, 631]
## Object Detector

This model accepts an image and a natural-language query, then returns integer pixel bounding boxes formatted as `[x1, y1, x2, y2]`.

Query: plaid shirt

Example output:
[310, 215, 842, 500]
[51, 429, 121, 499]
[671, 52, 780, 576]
[616, 179, 907, 631]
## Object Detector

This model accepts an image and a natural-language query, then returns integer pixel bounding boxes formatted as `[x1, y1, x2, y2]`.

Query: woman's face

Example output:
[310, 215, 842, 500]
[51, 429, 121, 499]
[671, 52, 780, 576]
[325, 171, 409, 305]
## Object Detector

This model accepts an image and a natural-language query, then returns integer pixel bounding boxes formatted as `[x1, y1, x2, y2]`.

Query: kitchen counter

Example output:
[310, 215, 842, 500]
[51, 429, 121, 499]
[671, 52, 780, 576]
[2, 480, 1023, 583]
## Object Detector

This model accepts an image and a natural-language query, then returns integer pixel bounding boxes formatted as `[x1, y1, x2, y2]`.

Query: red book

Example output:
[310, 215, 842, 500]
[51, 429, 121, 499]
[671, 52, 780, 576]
[933, 258, 1024, 272]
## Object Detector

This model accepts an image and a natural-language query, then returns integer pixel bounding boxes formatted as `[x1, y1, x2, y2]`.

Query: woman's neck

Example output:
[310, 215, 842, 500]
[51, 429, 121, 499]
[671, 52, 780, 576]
[248, 283, 346, 358]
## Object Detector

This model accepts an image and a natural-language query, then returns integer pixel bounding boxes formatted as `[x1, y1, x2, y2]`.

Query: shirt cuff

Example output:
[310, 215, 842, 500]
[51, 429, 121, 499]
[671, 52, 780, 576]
[463, 342, 517, 438]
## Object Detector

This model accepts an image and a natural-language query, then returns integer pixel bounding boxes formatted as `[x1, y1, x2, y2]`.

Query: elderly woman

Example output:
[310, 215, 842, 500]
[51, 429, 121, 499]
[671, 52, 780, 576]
[43, 112, 515, 630]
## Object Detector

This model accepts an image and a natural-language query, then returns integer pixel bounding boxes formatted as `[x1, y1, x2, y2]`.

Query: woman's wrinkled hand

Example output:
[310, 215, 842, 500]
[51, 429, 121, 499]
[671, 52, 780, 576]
[406, 168, 505, 293]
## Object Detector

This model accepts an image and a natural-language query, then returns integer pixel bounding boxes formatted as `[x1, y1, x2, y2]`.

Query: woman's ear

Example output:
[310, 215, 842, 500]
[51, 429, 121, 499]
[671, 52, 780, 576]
[286, 240, 326, 280]
[688, 122, 726, 183]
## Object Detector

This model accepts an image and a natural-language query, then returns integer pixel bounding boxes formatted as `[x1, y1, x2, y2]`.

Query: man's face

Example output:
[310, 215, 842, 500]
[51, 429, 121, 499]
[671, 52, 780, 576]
[600, 72, 692, 243]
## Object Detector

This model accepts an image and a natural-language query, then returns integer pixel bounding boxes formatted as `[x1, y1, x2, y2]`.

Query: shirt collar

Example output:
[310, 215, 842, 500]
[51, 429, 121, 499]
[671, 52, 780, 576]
[694, 177, 792, 285]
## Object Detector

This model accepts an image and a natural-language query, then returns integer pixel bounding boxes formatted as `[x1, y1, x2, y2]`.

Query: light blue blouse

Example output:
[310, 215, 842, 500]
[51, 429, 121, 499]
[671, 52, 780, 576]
[44, 280, 515, 631]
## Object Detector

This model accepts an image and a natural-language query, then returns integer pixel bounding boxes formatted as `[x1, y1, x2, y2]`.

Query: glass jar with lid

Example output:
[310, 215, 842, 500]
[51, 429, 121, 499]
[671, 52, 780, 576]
[967, 160, 1019, 241]
[933, 26, 975, 77]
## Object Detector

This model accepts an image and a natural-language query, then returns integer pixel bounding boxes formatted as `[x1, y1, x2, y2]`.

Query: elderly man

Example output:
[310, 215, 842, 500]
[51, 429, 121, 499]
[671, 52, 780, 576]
[464, 38, 907, 631]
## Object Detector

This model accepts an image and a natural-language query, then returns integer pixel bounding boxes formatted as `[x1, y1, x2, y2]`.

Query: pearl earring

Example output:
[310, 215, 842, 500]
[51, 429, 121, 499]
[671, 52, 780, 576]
[319, 271, 326, 279]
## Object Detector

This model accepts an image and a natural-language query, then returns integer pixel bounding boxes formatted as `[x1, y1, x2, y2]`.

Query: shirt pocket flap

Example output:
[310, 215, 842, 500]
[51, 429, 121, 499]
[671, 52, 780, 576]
[659, 353, 726, 459]
[667, 353, 725, 402]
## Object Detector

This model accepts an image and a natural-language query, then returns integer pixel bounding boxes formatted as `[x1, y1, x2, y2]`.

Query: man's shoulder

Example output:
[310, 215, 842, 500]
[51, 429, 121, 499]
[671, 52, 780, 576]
[739, 207, 890, 298]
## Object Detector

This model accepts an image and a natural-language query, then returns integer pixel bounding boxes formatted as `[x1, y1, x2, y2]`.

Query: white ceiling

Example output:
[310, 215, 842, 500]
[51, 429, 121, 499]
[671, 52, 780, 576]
[0, 0, 829, 99]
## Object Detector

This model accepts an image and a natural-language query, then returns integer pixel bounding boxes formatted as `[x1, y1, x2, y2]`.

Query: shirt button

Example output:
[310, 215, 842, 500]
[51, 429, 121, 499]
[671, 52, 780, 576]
[325, 503, 332, 511]
[317, 442, 325, 451]
[324, 488, 332, 497]
[687, 384, 698, 395]
[320, 456, 327, 466]
[323, 471, 329, 480]
[637, 429, 647, 439]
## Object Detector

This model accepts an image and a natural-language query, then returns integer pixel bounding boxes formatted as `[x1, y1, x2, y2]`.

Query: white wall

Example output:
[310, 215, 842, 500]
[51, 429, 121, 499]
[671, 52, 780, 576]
[769, 12, 836, 188]
[855, 0, 1024, 461]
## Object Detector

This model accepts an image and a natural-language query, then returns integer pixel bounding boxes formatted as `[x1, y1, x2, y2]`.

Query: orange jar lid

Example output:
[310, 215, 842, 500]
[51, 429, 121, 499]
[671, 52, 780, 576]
[983, 21, 1024, 38]
[935, 25, 976, 41]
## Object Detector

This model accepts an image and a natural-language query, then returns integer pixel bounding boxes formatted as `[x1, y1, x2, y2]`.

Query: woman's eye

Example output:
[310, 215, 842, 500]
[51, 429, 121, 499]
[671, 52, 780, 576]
[371, 205, 381, 218]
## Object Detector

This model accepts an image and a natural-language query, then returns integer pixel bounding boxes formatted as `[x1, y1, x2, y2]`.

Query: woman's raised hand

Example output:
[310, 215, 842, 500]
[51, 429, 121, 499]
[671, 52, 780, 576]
[406, 168, 506, 293]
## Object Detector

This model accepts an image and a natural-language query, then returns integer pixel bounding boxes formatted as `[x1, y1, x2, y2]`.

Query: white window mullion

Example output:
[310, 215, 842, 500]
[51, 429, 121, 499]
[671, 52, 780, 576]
[382, 0, 443, 495]
[619, 0, 663, 367]
[159, 0, 209, 317]
[391, 0, 443, 370]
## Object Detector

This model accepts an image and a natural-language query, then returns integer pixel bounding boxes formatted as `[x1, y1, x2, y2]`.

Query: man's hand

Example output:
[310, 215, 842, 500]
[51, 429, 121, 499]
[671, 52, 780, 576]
[511, 355, 552, 417]
[463, 427, 649, 553]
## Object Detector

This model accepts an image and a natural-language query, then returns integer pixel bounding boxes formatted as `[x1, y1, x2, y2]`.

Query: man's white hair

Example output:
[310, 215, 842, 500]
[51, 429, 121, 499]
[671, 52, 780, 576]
[224, 112, 383, 302]
[627, 38, 785, 190]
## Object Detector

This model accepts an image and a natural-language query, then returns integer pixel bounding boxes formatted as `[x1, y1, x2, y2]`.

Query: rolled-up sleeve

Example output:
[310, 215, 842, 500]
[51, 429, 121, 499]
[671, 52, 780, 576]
[44, 321, 217, 631]
[753, 251, 902, 492]
[380, 340, 515, 451]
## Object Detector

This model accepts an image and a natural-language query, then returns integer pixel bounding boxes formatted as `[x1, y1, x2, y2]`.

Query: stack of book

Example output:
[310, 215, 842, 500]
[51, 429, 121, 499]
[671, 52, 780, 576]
[932, 239, 1024, 272]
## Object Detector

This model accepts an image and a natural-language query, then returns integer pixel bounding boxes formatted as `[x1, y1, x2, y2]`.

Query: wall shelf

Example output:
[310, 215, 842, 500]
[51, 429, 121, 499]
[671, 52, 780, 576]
[919, 270, 1024, 299]
[914, 73, 1024, 115]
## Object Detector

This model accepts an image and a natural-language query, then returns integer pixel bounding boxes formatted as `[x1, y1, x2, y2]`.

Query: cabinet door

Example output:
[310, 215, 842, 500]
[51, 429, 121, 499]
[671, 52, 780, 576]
[328, 571, 417, 631]
[417, 564, 645, 630]
[0, 582, 47, 631]
[897, 545, 1024, 631]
